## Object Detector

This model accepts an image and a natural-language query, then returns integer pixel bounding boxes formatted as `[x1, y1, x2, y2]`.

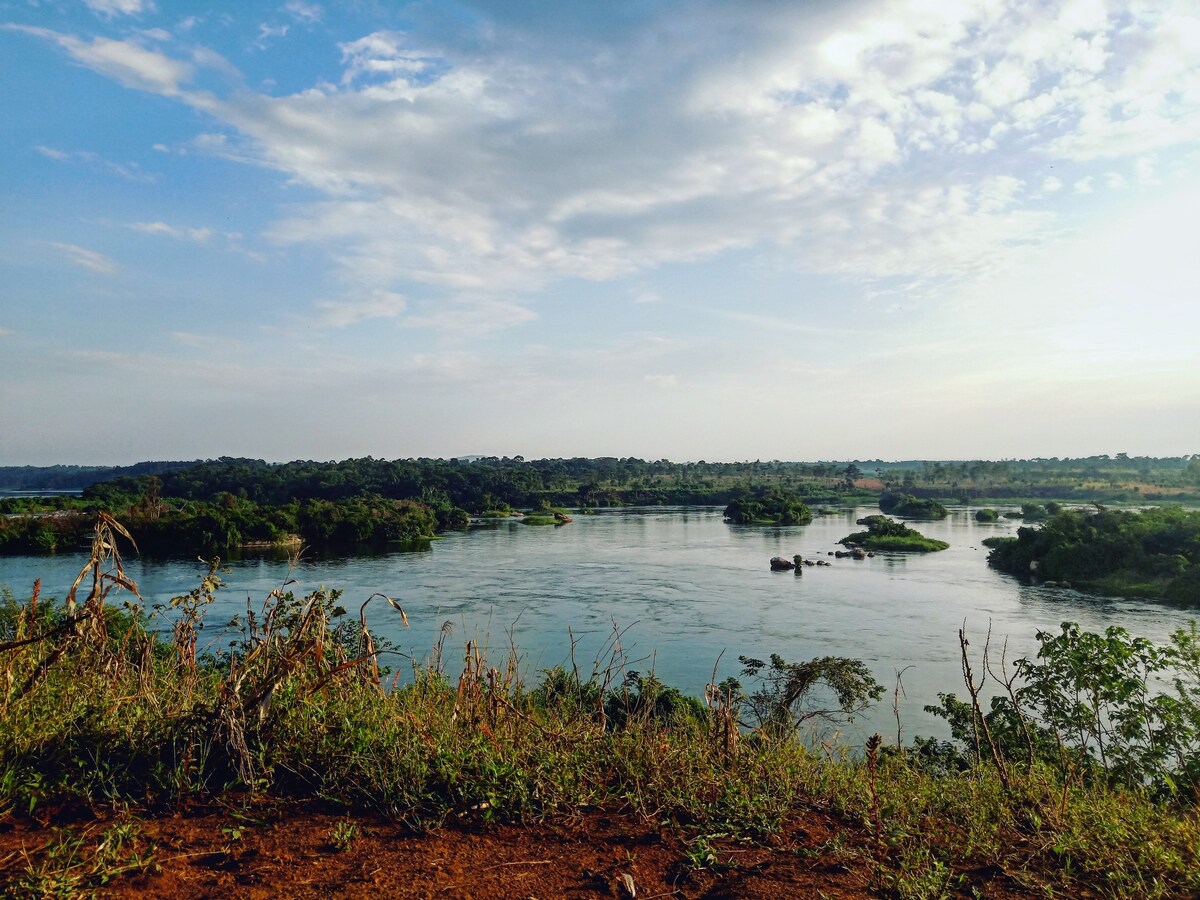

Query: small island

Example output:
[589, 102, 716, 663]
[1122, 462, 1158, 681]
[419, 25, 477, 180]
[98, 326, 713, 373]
[723, 488, 813, 526]
[878, 491, 949, 519]
[840, 515, 949, 552]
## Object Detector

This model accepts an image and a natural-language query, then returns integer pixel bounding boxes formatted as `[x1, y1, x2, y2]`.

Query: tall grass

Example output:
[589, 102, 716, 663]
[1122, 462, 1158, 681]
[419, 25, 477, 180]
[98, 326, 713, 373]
[2, 517, 1199, 898]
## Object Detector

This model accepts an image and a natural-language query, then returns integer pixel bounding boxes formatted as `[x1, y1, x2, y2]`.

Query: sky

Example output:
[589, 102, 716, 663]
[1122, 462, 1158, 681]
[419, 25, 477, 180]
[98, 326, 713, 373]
[2, 0, 1198, 465]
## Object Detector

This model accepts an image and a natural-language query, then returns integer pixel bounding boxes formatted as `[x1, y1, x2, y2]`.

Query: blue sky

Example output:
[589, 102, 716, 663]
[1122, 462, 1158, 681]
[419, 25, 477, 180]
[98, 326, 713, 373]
[2, 0, 1198, 464]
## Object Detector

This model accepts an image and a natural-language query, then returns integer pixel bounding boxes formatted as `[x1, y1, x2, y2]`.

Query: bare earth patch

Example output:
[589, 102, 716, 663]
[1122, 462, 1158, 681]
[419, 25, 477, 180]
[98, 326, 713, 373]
[0, 801, 1043, 898]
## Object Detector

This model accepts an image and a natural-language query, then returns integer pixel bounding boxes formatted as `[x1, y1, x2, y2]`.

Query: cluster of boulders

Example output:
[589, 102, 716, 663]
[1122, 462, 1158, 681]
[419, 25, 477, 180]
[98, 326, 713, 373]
[769, 543, 884, 570]
[833, 543, 875, 559]
[769, 554, 834, 571]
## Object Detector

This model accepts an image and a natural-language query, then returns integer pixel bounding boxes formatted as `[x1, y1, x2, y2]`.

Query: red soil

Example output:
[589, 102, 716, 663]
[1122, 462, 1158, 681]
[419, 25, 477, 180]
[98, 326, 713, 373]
[0, 801, 1033, 898]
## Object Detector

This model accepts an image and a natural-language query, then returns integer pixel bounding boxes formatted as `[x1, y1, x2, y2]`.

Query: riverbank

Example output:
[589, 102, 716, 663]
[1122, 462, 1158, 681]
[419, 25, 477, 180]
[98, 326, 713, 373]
[3, 526, 1200, 898]
[0, 800, 1014, 899]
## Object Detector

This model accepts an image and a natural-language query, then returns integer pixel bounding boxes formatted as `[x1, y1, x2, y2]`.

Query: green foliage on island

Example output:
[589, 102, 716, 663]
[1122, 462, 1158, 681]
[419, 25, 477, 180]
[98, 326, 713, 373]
[974, 508, 999, 522]
[723, 488, 813, 525]
[0, 491, 439, 556]
[841, 515, 949, 552]
[986, 506, 1200, 601]
[3, 523, 1200, 897]
[878, 491, 948, 519]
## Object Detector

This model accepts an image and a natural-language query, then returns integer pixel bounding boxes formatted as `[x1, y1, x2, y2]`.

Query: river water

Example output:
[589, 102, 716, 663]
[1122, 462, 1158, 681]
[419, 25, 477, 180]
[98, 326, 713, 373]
[2, 506, 1195, 742]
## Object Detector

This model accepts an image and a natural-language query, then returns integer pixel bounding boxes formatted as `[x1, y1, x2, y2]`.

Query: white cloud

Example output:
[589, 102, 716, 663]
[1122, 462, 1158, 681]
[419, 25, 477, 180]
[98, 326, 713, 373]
[254, 23, 289, 49]
[14, 1, 1200, 331]
[8, 26, 192, 95]
[83, 0, 155, 18]
[284, 2, 322, 24]
[315, 290, 407, 327]
[34, 145, 156, 182]
[0, 327, 14, 337]
[398, 298, 537, 337]
[1135, 155, 1160, 185]
[127, 220, 214, 242]
[50, 242, 119, 274]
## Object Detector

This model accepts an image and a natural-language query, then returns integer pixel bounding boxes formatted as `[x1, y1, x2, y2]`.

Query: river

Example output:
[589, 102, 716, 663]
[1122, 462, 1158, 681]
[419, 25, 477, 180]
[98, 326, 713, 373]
[2, 505, 1196, 742]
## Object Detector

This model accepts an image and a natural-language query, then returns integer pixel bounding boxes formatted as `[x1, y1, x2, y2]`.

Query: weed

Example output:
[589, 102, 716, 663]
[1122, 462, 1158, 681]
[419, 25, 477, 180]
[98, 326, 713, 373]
[328, 819, 360, 851]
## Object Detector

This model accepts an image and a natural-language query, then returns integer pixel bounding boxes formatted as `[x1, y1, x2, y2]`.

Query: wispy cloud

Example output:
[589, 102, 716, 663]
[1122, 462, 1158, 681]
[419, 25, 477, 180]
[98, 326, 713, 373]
[284, 2, 322, 25]
[83, 0, 155, 18]
[127, 220, 216, 242]
[253, 23, 289, 49]
[8, 25, 193, 95]
[50, 243, 119, 275]
[35, 145, 157, 183]
[125, 220, 266, 262]
[315, 290, 407, 327]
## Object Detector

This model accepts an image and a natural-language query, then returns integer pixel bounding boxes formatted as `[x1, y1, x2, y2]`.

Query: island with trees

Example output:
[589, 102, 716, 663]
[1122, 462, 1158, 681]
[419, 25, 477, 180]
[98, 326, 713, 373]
[986, 505, 1200, 601]
[840, 515, 950, 552]
[722, 487, 813, 525]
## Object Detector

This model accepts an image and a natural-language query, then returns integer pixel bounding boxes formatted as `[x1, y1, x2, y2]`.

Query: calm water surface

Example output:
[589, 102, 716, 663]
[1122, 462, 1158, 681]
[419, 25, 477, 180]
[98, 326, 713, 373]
[3, 506, 1195, 741]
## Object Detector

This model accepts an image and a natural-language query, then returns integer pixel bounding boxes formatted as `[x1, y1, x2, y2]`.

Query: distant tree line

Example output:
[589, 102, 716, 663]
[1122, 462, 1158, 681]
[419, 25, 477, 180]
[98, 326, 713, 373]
[0, 461, 194, 491]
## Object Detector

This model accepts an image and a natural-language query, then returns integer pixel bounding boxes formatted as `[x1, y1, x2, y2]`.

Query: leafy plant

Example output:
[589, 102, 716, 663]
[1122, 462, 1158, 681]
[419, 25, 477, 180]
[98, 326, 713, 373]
[735, 654, 883, 739]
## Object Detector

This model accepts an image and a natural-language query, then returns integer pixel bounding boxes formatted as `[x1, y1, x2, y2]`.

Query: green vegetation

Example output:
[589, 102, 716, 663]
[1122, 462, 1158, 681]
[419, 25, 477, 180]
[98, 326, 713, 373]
[876, 454, 1200, 504]
[841, 515, 949, 552]
[722, 488, 813, 525]
[0, 457, 877, 557]
[1005, 502, 1058, 522]
[0, 460, 193, 492]
[5, 454, 1199, 558]
[0, 491, 439, 556]
[986, 506, 1200, 601]
[923, 622, 1200, 797]
[3, 518, 1199, 897]
[974, 508, 999, 522]
[878, 491, 948, 519]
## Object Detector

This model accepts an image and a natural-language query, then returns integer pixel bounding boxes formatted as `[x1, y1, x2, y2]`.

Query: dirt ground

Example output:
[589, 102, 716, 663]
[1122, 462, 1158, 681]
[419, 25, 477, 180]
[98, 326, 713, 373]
[0, 801, 1032, 898]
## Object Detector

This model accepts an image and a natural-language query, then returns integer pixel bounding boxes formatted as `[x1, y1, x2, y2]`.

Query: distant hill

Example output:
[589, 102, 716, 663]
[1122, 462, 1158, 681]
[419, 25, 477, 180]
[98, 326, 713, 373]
[0, 461, 199, 492]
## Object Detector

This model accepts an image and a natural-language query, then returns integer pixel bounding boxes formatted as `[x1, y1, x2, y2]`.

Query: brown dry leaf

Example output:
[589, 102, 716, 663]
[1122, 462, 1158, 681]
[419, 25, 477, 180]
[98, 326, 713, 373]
[386, 597, 410, 628]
